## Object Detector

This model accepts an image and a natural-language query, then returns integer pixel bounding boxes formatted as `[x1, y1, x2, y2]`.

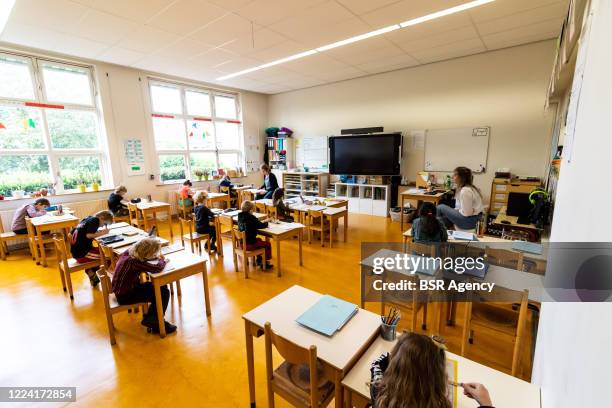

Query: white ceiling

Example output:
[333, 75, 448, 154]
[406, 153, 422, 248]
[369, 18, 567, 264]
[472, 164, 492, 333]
[0, 0, 569, 94]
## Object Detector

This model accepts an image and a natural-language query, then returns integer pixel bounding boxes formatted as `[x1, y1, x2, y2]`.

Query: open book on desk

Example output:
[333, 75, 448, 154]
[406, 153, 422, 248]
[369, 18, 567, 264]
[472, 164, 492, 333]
[296, 295, 358, 337]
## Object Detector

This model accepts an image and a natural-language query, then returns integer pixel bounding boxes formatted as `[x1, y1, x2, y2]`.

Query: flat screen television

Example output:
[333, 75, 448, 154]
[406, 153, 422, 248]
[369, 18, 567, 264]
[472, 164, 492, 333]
[329, 133, 402, 175]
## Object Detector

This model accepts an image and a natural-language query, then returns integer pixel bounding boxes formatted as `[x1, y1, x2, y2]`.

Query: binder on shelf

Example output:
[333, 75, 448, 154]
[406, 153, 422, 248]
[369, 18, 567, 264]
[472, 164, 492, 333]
[296, 295, 358, 336]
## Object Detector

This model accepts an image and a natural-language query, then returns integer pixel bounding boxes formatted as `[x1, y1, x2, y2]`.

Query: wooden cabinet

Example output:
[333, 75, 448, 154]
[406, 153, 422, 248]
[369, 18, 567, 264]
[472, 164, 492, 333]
[489, 178, 541, 215]
[282, 172, 329, 198]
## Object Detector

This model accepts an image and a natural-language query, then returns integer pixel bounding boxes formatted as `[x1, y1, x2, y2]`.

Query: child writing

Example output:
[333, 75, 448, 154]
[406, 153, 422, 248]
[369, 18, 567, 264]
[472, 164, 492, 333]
[193, 191, 217, 252]
[237, 201, 272, 269]
[70, 210, 114, 287]
[370, 332, 494, 408]
[178, 180, 194, 208]
[111, 238, 176, 334]
[11, 198, 50, 234]
[271, 188, 294, 222]
[107, 185, 129, 217]
[412, 202, 448, 243]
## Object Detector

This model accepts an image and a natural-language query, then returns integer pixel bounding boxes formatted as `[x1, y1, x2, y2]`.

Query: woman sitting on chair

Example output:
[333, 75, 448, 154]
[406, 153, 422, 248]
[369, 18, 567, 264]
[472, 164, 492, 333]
[436, 166, 483, 231]
[256, 164, 278, 199]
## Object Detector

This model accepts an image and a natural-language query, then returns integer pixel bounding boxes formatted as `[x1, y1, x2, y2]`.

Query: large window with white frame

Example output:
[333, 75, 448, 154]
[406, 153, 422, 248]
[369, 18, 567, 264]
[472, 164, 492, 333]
[0, 52, 108, 197]
[148, 79, 243, 183]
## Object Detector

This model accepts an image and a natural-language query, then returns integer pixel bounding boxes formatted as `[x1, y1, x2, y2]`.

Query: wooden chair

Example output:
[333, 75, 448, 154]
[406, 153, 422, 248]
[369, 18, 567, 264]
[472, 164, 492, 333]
[0, 218, 22, 260]
[53, 236, 99, 300]
[96, 267, 150, 345]
[266, 205, 278, 218]
[231, 227, 266, 278]
[461, 286, 529, 377]
[175, 191, 194, 219]
[127, 203, 144, 228]
[255, 201, 267, 214]
[305, 209, 330, 247]
[99, 243, 117, 271]
[220, 185, 237, 208]
[264, 322, 334, 408]
[25, 217, 54, 264]
[485, 246, 523, 270]
[179, 217, 211, 256]
[112, 214, 130, 224]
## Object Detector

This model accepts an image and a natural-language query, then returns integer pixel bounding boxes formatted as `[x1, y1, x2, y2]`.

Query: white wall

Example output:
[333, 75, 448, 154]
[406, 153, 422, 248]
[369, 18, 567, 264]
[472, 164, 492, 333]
[0, 46, 268, 211]
[532, 0, 612, 407]
[268, 40, 557, 202]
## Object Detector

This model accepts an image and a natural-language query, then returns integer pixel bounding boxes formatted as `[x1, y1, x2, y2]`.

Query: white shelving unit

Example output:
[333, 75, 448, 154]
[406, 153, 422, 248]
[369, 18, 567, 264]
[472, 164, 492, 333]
[334, 183, 390, 217]
[282, 172, 330, 198]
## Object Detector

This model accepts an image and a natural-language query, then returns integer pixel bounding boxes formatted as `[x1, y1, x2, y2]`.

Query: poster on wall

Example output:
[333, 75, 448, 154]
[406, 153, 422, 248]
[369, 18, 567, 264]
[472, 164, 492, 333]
[124, 139, 145, 176]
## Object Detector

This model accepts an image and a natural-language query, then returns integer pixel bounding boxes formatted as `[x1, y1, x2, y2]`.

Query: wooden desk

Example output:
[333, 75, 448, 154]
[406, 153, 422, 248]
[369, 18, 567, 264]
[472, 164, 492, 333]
[492, 206, 541, 242]
[206, 192, 231, 209]
[399, 190, 446, 231]
[240, 188, 261, 204]
[342, 336, 541, 408]
[30, 214, 79, 267]
[323, 207, 348, 247]
[234, 185, 254, 207]
[136, 201, 173, 241]
[257, 222, 305, 277]
[149, 250, 210, 338]
[242, 285, 380, 408]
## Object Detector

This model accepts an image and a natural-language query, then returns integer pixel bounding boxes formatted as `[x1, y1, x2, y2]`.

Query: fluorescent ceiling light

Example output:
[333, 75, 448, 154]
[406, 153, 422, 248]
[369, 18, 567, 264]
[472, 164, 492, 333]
[399, 0, 495, 27]
[316, 24, 401, 52]
[217, 0, 495, 81]
[0, 0, 16, 34]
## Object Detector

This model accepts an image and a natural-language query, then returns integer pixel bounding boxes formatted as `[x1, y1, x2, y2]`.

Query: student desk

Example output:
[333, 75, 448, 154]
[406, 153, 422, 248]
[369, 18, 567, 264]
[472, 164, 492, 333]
[233, 185, 254, 207]
[149, 250, 210, 338]
[399, 190, 447, 231]
[257, 221, 305, 277]
[136, 201, 173, 240]
[30, 214, 79, 267]
[342, 336, 541, 408]
[240, 188, 262, 204]
[205, 191, 231, 209]
[242, 285, 380, 408]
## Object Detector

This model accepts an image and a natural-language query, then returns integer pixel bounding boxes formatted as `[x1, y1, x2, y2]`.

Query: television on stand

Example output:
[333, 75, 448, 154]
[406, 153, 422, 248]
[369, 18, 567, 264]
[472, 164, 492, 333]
[328, 133, 402, 175]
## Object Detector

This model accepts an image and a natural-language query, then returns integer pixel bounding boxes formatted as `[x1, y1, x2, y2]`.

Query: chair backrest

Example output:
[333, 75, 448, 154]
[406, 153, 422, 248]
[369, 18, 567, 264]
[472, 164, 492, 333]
[53, 236, 70, 269]
[0, 217, 5, 234]
[25, 217, 35, 237]
[266, 205, 277, 218]
[307, 209, 324, 225]
[255, 201, 267, 213]
[179, 217, 195, 239]
[99, 244, 116, 270]
[232, 227, 246, 251]
[127, 203, 140, 224]
[408, 241, 437, 257]
[96, 266, 113, 303]
[264, 322, 319, 407]
[220, 186, 230, 194]
[485, 247, 522, 269]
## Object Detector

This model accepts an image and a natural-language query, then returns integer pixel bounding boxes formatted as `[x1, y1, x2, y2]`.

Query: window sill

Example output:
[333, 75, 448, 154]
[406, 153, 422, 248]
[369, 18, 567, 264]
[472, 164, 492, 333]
[0, 188, 113, 203]
[155, 175, 251, 187]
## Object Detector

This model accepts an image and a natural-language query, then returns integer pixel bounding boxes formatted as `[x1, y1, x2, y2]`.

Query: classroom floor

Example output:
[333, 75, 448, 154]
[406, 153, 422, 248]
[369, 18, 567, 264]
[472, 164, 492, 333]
[1, 214, 536, 407]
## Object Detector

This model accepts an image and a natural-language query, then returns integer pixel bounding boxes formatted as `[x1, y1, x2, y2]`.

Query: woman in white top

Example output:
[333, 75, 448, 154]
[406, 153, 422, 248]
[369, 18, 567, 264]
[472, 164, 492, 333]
[436, 166, 483, 230]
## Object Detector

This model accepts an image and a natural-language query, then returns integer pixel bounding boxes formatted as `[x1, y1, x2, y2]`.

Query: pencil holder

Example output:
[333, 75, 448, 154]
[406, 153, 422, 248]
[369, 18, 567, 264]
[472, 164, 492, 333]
[380, 322, 398, 341]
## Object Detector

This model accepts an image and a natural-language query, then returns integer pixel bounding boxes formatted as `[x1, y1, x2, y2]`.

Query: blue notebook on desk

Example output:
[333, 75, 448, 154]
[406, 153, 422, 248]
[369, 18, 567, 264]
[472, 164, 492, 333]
[296, 295, 358, 337]
[511, 241, 543, 255]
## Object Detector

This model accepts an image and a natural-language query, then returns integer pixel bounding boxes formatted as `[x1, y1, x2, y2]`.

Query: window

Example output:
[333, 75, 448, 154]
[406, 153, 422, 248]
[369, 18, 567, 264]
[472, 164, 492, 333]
[0, 53, 108, 196]
[148, 79, 243, 183]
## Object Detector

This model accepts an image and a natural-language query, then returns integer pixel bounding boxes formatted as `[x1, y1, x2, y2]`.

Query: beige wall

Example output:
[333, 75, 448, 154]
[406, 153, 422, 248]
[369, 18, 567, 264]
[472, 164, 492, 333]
[268, 40, 557, 203]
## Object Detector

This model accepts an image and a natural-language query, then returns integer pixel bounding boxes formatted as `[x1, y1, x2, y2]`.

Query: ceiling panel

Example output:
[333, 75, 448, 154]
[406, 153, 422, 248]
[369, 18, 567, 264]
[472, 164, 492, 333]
[279, 17, 373, 49]
[153, 38, 214, 60]
[206, 0, 254, 12]
[217, 28, 288, 56]
[95, 46, 146, 66]
[71, 0, 176, 24]
[75, 11, 138, 45]
[396, 25, 480, 53]
[10, 0, 88, 34]
[188, 13, 254, 47]
[476, 3, 569, 36]
[469, 0, 568, 23]
[189, 47, 239, 69]
[237, 0, 326, 26]
[117, 25, 180, 54]
[356, 53, 420, 74]
[410, 38, 486, 64]
[482, 18, 565, 49]
[316, 65, 368, 82]
[214, 56, 265, 72]
[147, 0, 228, 36]
[384, 13, 472, 44]
[336, 0, 402, 16]
[282, 53, 353, 77]
[360, 0, 466, 27]
[325, 37, 406, 66]
[247, 40, 307, 62]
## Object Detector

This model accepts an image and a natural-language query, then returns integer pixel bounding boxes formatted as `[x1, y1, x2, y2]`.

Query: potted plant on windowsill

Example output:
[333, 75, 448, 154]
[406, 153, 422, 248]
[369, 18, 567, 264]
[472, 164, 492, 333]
[194, 169, 204, 182]
[77, 174, 87, 193]
[91, 177, 100, 192]
[203, 169, 210, 181]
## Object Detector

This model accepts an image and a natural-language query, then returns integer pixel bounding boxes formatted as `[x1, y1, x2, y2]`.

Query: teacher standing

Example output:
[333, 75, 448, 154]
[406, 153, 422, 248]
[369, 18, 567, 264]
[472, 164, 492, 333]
[256, 163, 279, 199]
[437, 166, 483, 230]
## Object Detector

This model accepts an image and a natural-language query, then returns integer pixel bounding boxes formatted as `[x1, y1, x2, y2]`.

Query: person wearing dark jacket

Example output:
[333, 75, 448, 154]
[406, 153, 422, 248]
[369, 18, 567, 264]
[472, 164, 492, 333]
[272, 187, 293, 222]
[111, 238, 175, 334]
[108, 185, 129, 217]
[193, 191, 216, 252]
[237, 200, 272, 269]
[257, 163, 278, 199]
[70, 210, 113, 287]
[370, 332, 495, 408]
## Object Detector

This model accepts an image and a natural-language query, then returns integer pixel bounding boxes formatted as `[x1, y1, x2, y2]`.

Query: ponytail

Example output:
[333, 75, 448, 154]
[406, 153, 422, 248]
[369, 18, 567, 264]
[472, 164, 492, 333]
[420, 202, 441, 236]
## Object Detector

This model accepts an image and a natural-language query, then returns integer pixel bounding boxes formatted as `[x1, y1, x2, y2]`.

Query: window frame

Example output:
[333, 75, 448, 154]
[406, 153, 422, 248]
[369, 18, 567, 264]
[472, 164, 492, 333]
[146, 78, 244, 184]
[0, 51, 110, 194]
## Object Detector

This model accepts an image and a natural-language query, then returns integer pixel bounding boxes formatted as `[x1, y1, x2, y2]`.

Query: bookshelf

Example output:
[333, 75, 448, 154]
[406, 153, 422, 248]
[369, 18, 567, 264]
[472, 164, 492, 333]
[334, 183, 390, 217]
[282, 172, 329, 198]
[266, 137, 294, 170]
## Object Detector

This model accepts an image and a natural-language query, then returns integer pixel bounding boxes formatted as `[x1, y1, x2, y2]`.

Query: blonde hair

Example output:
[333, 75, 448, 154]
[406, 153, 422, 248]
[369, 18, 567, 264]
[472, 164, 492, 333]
[95, 210, 114, 224]
[114, 185, 127, 194]
[129, 238, 161, 262]
[194, 191, 208, 204]
[241, 200, 254, 213]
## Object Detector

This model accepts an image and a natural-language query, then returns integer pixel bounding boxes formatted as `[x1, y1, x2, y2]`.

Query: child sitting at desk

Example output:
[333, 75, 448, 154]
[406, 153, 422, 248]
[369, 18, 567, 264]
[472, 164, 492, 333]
[107, 185, 129, 217]
[237, 200, 272, 270]
[219, 174, 238, 203]
[193, 191, 217, 252]
[370, 332, 494, 408]
[11, 198, 50, 234]
[178, 180, 194, 208]
[112, 238, 176, 334]
[70, 210, 114, 287]
[412, 202, 448, 243]
[272, 188, 294, 222]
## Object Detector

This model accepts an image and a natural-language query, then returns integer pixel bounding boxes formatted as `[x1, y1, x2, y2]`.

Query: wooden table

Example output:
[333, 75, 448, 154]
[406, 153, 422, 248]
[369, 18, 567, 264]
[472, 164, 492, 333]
[242, 285, 380, 408]
[342, 336, 541, 408]
[399, 190, 446, 231]
[492, 206, 542, 241]
[30, 214, 79, 267]
[234, 185, 254, 207]
[149, 250, 210, 338]
[205, 192, 231, 209]
[257, 221, 305, 277]
[136, 201, 173, 241]
[323, 207, 348, 247]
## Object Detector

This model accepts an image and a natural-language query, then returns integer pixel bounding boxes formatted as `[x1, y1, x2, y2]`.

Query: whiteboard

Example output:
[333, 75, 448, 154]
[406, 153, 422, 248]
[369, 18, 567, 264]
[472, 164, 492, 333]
[424, 127, 490, 173]
[296, 136, 328, 170]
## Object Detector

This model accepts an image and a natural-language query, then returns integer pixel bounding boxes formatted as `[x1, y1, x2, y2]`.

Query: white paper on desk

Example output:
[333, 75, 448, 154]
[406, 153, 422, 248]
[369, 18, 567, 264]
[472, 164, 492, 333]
[407, 188, 425, 194]
[309, 205, 326, 211]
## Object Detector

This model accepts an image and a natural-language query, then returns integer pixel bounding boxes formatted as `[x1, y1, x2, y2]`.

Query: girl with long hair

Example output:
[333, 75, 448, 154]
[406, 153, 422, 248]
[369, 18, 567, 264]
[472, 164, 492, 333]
[436, 166, 483, 230]
[412, 202, 448, 243]
[371, 332, 494, 408]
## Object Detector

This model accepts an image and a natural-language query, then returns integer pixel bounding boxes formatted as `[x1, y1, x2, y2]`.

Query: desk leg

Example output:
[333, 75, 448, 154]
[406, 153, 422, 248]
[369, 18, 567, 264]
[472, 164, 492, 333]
[400, 195, 406, 231]
[216, 218, 224, 257]
[276, 238, 281, 277]
[154, 282, 166, 338]
[343, 213, 348, 242]
[329, 216, 333, 248]
[202, 263, 211, 316]
[245, 320, 256, 408]
[298, 230, 303, 266]
[142, 211, 150, 234]
[334, 370, 344, 408]
[167, 210, 173, 241]
[37, 228, 47, 267]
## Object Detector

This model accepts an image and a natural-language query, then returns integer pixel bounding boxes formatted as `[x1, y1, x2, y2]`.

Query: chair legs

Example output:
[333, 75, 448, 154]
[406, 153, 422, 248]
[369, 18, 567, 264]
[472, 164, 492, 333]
[105, 309, 117, 345]
[58, 266, 67, 293]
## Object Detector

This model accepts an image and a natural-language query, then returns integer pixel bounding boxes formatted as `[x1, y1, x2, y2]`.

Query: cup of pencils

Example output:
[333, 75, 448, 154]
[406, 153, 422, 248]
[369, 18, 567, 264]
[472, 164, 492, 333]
[381, 307, 400, 341]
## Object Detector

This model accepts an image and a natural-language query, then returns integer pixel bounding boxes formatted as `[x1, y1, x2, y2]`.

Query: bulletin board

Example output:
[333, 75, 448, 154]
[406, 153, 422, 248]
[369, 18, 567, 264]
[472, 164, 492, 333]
[296, 135, 328, 170]
[424, 127, 490, 173]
